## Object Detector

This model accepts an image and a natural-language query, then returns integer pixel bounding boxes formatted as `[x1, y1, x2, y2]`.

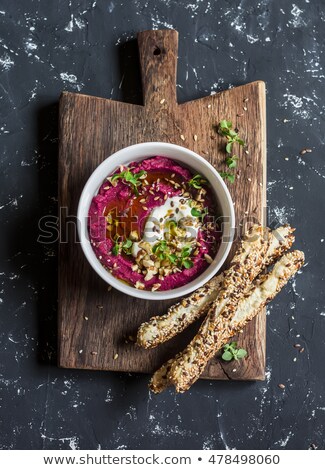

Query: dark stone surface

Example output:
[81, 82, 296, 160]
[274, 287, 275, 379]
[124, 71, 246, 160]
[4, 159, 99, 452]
[0, 0, 324, 450]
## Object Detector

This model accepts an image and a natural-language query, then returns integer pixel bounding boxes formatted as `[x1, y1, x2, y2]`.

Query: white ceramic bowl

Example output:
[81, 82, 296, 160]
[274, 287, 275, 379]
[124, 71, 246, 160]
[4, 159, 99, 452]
[77, 142, 235, 300]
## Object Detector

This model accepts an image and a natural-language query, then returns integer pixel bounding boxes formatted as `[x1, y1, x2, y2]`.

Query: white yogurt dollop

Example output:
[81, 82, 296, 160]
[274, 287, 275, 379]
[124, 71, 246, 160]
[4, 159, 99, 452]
[132, 196, 200, 257]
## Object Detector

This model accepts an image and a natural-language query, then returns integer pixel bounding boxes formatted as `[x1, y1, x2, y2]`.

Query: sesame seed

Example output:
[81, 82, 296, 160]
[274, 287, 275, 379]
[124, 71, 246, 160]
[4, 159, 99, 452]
[114, 353, 119, 360]
[278, 383, 285, 389]
[193, 134, 198, 141]
[91, 351, 98, 355]
[84, 316, 88, 321]
[160, 98, 166, 104]
[180, 134, 185, 141]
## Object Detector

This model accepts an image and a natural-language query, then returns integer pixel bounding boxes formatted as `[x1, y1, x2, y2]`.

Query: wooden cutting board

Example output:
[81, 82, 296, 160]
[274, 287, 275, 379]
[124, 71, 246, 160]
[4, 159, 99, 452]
[58, 29, 266, 381]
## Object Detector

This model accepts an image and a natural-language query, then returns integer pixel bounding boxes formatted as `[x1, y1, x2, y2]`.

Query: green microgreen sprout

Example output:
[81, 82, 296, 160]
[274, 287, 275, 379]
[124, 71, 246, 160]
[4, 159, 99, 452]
[111, 168, 147, 196]
[152, 240, 194, 269]
[112, 236, 120, 256]
[191, 206, 209, 221]
[225, 155, 239, 169]
[189, 174, 208, 189]
[221, 342, 247, 362]
[179, 244, 193, 269]
[218, 120, 246, 183]
[219, 172, 236, 184]
[122, 238, 133, 255]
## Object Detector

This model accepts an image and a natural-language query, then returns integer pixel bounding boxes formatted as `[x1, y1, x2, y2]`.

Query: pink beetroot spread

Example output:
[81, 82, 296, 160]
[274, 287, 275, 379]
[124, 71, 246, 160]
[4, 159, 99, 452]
[88, 156, 221, 291]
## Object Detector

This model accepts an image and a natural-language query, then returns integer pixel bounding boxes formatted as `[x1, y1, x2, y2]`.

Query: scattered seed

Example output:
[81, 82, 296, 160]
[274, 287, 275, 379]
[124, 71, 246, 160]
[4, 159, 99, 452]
[300, 148, 312, 155]
[114, 353, 119, 360]
[160, 98, 166, 104]
[140, 198, 146, 203]
[278, 383, 285, 390]
[204, 254, 213, 264]
[237, 113, 244, 117]
[247, 177, 252, 182]
[84, 316, 89, 321]
[293, 357, 297, 362]
[259, 182, 263, 187]
[243, 106, 248, 111]
[310, 443, 318, 450]
[245, 149, 249, 154]
[284, 157, 289, 161]
[207, 104, 211, 108]
[243, 97, 249, 102]
[91, 351, 98, 355]
[193, 134, 198, 141]
[143, 206, 148, 211]
[107, 285, 112, 292]
[294, 343, 301, 348]
[79, 349, 83, 354]
[299, 347, 305, 353]
[180, 134, 185, 141]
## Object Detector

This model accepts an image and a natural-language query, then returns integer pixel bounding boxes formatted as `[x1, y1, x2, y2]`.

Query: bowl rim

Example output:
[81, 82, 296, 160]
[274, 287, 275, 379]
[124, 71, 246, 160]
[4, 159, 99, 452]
[77, 142, 235, 300]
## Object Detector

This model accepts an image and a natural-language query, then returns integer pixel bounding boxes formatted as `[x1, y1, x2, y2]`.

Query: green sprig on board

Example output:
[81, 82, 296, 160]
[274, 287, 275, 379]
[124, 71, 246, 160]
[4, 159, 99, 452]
[218, 120, 246, 183]
[221, 342, 247, 361]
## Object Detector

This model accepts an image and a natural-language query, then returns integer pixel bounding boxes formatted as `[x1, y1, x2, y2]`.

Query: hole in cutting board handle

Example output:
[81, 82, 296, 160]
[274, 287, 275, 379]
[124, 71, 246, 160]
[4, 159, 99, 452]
[153, 46, 161, 56]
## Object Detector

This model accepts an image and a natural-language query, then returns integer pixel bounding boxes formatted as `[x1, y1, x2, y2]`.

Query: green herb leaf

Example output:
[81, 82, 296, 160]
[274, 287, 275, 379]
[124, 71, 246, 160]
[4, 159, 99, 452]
[182, 259, 194, 269]
[110, 168, 147, 195]
[112, 243, 120, 256]
[225, 142, 233, 154]
[168, 254, 178, 264]
[189, 174, 208, 189]
[191, 207, 202, 217]
[122, 238, 133, 255]
[181, 245, 192, 258]
[221, 350, 233, 361]
[226, 155, 238, 169]
[222, 342, 247, 362]
[218, 120, 246, 182]
[236, 349, 247, 359]
[191, 207, 208, 221]
[219, 172, 235, 184]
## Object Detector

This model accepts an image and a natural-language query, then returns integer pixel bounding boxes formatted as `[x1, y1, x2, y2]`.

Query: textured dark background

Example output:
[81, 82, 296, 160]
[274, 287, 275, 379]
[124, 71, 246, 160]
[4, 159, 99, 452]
[0, 0, 324, 450]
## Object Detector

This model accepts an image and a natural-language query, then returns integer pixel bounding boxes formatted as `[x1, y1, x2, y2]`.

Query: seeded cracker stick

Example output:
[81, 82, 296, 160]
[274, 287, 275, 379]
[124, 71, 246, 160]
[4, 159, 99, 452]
[149, 226, 295, 393]
[165, 224, 269, 391]
[139, 225, 295, 349]
[167, 250, 304, 392]
[149, 224, 269, 392]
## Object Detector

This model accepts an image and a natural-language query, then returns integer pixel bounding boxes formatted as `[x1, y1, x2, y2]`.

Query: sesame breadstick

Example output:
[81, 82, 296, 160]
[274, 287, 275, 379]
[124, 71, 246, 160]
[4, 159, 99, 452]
[165, 224, 270, 389]
[149, 224, 269, 393]
[170, 250, 305, 392]
[139, 225, 295, 350]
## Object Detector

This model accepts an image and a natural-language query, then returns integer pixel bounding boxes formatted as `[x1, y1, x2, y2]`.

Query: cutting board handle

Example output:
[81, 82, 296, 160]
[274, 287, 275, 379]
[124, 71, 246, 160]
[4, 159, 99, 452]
[137, 29, 178, 109]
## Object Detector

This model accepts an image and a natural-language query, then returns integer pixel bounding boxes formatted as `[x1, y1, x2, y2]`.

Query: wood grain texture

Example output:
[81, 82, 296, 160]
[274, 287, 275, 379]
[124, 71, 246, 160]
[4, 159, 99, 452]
[58, 29, 266, 380]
